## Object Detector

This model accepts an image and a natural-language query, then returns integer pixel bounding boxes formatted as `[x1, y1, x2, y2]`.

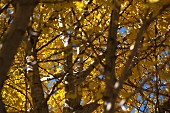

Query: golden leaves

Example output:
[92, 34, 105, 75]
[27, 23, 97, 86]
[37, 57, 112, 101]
[149, 0, 159, 3]
[89, 81, 99, 90]
[159, 70, 170, 80]
[75, 1, 84, 11]
[65, 90, 78, 99]
[1, 0, 170, 112]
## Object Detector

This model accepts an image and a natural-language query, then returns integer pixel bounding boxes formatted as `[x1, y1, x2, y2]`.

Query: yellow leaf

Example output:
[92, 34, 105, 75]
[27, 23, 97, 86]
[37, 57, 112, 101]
[76, 2, 84, 11]
[149, 0, 159, 3]
[166, 88, 169, 93]
[89, 81, 98, 90]
[94, 90, 103, 100]
[159, 71, 170, 79]
[82, 98, 89, 106]
[65, 90, 77, 99]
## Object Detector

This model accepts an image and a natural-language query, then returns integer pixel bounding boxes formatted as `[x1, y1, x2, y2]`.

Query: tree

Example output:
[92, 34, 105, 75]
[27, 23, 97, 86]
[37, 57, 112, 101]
[0, 0, 170, 112]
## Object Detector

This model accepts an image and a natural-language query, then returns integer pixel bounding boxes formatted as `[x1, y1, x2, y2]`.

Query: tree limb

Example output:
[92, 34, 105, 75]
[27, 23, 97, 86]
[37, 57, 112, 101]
[0, 0, 37, 112]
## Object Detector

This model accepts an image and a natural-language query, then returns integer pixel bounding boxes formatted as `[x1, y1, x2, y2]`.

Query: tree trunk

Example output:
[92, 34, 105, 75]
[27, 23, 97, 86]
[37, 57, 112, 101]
[0, 0, 37, 112]
[103, 1, 121, 113]
[26, 29, 49, 113]
[63, 36, 78, 113]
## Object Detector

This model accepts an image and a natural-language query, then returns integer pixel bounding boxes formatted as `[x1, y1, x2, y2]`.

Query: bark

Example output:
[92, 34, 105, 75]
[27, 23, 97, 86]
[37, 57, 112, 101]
[63, 36, 75, 113]
[73, 47, 83, 111]
[31, 50, 49, 113]
[75, 54, 104, 84]
[63, 9, 84, 111]
[63, 44, 100, 112]
[103, 1, 121, 113]
[26, 28, 49, 113]
[63, 38, 83, 112]
[73, 101, 100, 113]
[110, 3, 170, 112]
[0, 0, 37, 112]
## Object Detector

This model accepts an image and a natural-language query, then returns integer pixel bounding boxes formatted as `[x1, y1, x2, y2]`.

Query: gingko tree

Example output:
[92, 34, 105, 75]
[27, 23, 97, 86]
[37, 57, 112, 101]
[0, 0, 170, 113]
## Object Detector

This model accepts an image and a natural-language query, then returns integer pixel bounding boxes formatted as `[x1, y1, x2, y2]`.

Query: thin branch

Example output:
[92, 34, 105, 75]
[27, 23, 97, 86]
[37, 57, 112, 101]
[74, 101, 100, 113]
[0, 2, 10, 14]
[37, 34, 62, 52]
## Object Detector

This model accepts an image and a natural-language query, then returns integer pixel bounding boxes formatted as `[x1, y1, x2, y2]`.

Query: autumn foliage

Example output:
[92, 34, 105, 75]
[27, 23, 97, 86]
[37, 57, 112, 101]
[0, 0, 170, 113]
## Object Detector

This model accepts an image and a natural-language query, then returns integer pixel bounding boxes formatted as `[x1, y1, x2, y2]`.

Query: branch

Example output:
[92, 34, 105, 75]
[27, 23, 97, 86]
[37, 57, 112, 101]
[0, 2, 10, 14]
[113, 2, 170, 111]
[118, 1, 170, 92]
[74, 54, 104, 84]
[38, 0, 70, 4]
[5, 83, 32, 106]
[73, 101, 100, 113]
[103, 0, 121, 112]
[0, 0, 37, 112]
[37, 34, 62, 52]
